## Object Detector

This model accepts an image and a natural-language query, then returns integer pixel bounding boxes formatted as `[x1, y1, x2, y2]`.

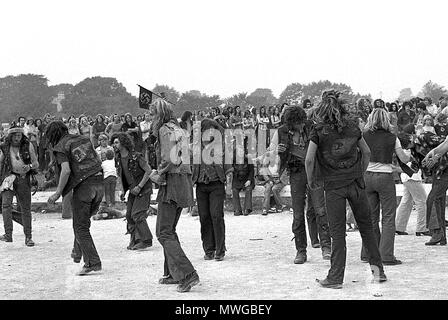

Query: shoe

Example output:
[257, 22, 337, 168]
[176, 271, 200, 293]
[294, 252, 307, 264]
[262, 209, 268, 216]
[371, 267, 387, 283]
[382, 259, 402, 265]
[131, 241, 152, 250]
[214, 253, 225, 261]
[440, 238, 447, 245]
[316, 278, 342, 289]
[425, 230, 443, 245]
[322, 248, 331, 260]
[204, 252, 215, 260]
[25, 238, 35, 247]
[416, 231, 431, 236]
[234, 211, 242, 216]
[0, 234, 12, 242]
[243, 209, 252, 216]
[77, 264, 102, 276]
[312, 243, 321, 249]
[159, 276, 179, 285]
[361, 258, 369, 263]
[395, 231, 408, 235]
[71, 251, 81, 263]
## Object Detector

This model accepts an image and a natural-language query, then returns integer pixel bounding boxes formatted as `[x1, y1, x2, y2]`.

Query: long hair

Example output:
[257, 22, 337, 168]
[110, 132, 134, 152]
[45, 121, 69, 147]
[314, 89, 352, 132]
[364, 108, 392, 132]
[152, 99, 178, 135]
[284, 106, 307, 129]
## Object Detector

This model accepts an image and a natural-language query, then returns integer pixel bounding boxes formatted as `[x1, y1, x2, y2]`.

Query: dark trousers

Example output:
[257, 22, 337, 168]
[426, 177, 448, 238]
[290, 169, 308, 253]
[1, 175, 32, 238]
[306, 186, 331, 250]
[196, 181, 226, 256]
[126, 193, 153, 246]
[38, 143, 50, 172]
[156, 202, 195, 281]
[362, 172, 397, 262]
[232, 185, 253, 213]
[71, 177, 104, 267]
[103, 176, 117, 206]
[325, 180, 384, 284]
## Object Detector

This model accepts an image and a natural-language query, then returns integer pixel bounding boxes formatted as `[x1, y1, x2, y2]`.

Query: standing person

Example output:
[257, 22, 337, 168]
[0, 127, 39, 246]
[140, 112, 153, 162]
[270, 106, 281, 129]
[101, 149, 118, 209]
[38, 114, 52, 172]
[67, 116, 80, 135]
[231, 141, 254, 216]
[95, 134, 114, 161]
[362, 108, 410, 265]
[24, 117, 38, 154]
[395, 134, 430, 236]
[46, 121, 104, 275]
[277, 106, 331, 263]
[192, 118, 230, 260]
[121, 113, 144, 153]
[91, 114, 107, 148]
[112, 132, 153, 250]
[305, 89, 387, 289]
[78, 115, 93, 140]
[105, 114, 123, 138]
[153, 99, 199, 293]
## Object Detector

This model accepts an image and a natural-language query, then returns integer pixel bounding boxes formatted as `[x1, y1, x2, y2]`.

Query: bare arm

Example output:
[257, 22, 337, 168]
[48, 161, 71, 204]
[305, 141, 318, 186]
[29, 143, 39, 169]
[395, 138, 410, 163]
[137, 156, 152, 188]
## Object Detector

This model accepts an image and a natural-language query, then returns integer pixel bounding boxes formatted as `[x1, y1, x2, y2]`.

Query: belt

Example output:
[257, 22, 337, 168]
[366, 171, 392, 175]
[12, 172, 29, 178]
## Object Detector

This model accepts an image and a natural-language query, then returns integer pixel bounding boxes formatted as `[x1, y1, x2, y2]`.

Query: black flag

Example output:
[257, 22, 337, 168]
[139, 86, 153, 109]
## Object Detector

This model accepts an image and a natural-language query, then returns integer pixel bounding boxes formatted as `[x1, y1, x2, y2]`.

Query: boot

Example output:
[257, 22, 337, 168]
[425, 229, 443, 246]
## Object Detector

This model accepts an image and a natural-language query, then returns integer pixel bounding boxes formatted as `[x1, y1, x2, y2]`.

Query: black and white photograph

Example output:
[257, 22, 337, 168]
[1, 0, 448, 315]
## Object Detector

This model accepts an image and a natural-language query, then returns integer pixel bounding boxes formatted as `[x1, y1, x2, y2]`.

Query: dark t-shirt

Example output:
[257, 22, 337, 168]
[120, 155, 135, 188]
[310, 123, 363, 190]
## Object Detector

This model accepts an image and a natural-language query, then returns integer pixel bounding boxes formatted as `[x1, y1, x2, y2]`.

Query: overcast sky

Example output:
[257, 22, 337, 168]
[1, 0, 447, 101]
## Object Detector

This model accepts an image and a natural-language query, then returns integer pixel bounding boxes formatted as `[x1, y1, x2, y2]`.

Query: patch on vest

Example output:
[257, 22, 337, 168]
[72, 142, 91, 162]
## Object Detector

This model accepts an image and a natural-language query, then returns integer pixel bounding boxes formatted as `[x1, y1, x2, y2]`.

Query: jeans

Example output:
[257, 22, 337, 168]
[71, 176, 104, 267]
[196, 181, 226, 256]
[103, 176, 117, 206]
[126, 192, 153, 246]
[362, 172, 397, 262]
[156, 202, 195, 281]
[290, 169, 308, 253]
[396, 180, 428, 233]
[232, 185, 253, 213]
[1, 175, 32, 238]
[306, 186, 331, 250]
[325, 180, 384, 284]
[426, 177, 448, 238]
[263, 181, 285, 210]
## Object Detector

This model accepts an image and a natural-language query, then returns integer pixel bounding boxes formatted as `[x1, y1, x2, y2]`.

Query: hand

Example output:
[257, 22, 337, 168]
[277, 144, 287, 153]
[423, 150, 439, 168]
[23, 164, 31, 172]
[244, 180, 251, 188]
[48, 191, 61, 205]
[130, 186, 141, 196]
[120, 193, 126, 201]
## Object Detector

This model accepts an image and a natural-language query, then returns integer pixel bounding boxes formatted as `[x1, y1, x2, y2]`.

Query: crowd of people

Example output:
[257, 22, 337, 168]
[1, 92, 448, 292]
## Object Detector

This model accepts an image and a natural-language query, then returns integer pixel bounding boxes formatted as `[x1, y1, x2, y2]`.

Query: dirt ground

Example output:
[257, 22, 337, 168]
[1, 208, 447, 300]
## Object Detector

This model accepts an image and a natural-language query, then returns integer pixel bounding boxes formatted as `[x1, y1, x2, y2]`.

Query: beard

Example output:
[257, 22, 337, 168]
[11, 140, 21, 147]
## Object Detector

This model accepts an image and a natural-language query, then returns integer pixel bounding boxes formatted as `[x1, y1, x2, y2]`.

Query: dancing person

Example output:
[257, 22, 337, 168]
[112, 132, 153, 251]
[0, 126, 39, 246]
[153, 99, 199, 292]
[46, 121, 104, 275]
[305, 89, 387, 289]
[362, 108, 410, 265]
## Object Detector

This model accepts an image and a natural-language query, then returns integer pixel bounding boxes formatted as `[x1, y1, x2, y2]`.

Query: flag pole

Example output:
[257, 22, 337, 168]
[137, 84, 176, 105]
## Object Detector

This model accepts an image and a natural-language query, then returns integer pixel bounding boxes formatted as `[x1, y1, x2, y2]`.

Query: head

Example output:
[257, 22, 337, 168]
[388, 102, 398, 113]
[365, 108, 392, 132]
[124, 113, 133, 124]
[98, 134, 109, 147]
[424, 97, 432, 106]
[26, 117, 34, 126]
[105, 149, 115, 160]
[314, 89, 351, 130]
[18, 116, 26, 127]
[284, 106, 307, 131]
[35, 118, 42, 127]
[259, 106, 266, 116]
[374, 99, 385, 109]
[113, 114, 121, 123]
[423, 115, 434, 126]
[152, 99, 177, 134]
[181, 110, 193, 123]
[302, 99, 312, 109]
[416, 102, 427, 114]
[79, 115, 88, 126]
[45, 121, 69, 147]
[402, 101, 412, 112]
[96, 114, 104, 124]
[111, 132, 134, 153]
[7, 127, 26, 147]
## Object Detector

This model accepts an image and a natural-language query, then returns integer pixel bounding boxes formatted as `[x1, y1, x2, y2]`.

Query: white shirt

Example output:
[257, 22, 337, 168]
[140, 121, 152, 141]
[101, 159, 117, 179]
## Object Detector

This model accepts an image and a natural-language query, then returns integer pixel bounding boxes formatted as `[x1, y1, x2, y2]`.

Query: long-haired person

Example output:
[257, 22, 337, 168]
[305, 89, 386, 289]
[152, 99, 199, 293]
[362, 108, 410, 265]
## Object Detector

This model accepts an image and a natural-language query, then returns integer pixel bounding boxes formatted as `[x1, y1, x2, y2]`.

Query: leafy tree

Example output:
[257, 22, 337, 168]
[418, 81, 447, 102]
[278, 83, 304, 105]
[224, 92, 250, 108]
[151, 84, 180, 104]
[397, 88, 413, 102]
[176, 91, 222, 116]
[247, 88, 278, 107]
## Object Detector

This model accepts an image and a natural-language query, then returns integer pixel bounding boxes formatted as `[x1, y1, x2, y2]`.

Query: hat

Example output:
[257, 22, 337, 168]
[423, 115, 433, 121]
[8, 127, 24, 135]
